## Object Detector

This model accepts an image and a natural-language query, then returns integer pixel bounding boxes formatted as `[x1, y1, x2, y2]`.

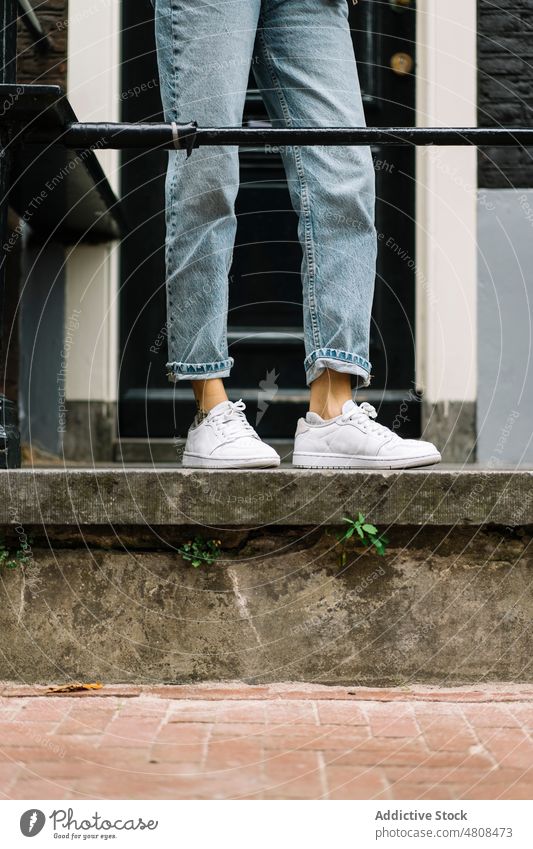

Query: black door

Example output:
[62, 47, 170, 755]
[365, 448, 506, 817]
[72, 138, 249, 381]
[119, 0, 418, 447]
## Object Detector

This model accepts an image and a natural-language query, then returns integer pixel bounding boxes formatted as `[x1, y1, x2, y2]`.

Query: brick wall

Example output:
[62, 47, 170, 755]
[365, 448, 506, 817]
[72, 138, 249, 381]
[478, 0, 533, 188]
[17, 0, 68, 89]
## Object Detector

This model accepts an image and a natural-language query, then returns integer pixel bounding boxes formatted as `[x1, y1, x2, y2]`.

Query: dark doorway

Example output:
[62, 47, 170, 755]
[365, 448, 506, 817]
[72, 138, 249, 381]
[119, 0, 418, 451]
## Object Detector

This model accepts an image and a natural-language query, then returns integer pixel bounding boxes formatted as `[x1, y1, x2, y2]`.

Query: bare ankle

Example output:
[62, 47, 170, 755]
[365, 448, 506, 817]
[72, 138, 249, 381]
[192, 378, 228, 416]
[309, 369, 352, 419]
[310, 400, 346, 420]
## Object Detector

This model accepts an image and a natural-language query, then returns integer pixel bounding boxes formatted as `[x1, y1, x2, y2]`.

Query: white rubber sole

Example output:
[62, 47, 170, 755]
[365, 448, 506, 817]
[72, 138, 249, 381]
[292, 451, 442, 470]
[182, 453, 280, 469]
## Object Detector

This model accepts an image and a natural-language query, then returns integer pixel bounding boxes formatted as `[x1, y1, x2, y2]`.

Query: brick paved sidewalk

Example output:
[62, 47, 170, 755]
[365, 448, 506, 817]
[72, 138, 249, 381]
[0, 684, 532, 800]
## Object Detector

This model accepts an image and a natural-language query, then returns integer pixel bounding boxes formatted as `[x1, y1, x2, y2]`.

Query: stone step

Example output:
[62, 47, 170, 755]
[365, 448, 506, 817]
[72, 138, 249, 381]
[0, 467, 531, 686]
[0, 466, 532, 527]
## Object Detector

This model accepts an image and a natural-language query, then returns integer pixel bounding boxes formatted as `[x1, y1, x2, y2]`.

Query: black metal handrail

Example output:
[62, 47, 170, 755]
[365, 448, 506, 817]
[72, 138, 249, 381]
[17, 121, 533, 154]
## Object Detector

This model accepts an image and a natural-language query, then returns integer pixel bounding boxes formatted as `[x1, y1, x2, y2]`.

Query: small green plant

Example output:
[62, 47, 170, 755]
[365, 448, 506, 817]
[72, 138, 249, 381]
[0, 536, 32, 570]
[178, 536, 222, 568]
[336, 514, 389, 565]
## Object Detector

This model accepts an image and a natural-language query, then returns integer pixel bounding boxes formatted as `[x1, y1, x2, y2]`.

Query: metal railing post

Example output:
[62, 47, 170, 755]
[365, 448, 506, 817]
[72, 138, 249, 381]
[0, 0, 21, 468]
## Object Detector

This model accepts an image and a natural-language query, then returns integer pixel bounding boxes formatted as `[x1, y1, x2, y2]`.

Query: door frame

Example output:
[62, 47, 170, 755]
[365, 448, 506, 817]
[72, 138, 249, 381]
[415, 1, 478, 407]
[63, 0, 121, 423]
[63, 0, 479, 456]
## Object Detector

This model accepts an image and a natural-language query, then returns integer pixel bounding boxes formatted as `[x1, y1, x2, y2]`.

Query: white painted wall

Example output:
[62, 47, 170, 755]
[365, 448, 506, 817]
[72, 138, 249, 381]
[415, 1, 478, 404]
[65, 0, 121, 403]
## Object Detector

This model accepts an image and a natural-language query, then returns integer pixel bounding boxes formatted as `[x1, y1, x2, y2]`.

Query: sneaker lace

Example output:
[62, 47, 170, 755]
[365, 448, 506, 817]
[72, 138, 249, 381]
[341, 401, 395, 438]
[210, 399, 257, 441]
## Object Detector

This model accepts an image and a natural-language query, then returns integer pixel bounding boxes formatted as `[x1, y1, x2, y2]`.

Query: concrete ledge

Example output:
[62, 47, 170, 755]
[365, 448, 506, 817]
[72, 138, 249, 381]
[1, 468, 531, 686]
[0, 467, 532, 527]
[1, 525, 531, 685]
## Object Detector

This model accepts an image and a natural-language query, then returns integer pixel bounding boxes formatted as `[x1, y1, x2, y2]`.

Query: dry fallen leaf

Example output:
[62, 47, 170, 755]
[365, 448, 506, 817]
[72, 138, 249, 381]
[45, 682, 103, 695]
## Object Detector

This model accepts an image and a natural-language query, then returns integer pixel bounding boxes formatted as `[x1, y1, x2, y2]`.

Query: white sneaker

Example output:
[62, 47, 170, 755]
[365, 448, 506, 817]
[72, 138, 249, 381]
[292, 400, 441, 470]
[182, 399, 281, 469]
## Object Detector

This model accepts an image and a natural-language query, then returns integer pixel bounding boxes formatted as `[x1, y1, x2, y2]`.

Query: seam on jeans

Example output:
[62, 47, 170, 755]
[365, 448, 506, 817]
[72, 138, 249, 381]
[166, 166, 178, 255]
[166, 0, 183, 355]
[256, 24, 321, 351]
[170, 0, 180, 123]
[166, 165, 179, 351]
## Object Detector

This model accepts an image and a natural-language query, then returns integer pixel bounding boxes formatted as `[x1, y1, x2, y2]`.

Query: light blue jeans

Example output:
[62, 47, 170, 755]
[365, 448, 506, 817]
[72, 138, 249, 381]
[153, 0, 377, 387]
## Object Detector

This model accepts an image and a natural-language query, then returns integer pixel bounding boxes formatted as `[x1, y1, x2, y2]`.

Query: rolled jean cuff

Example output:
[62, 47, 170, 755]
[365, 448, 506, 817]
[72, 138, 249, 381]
[166, 357, 234, 382]
[304, 348, 371, 388]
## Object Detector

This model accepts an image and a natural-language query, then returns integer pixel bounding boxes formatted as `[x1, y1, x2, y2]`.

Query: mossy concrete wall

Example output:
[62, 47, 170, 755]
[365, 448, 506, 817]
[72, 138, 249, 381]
[1, 524, 531, 686]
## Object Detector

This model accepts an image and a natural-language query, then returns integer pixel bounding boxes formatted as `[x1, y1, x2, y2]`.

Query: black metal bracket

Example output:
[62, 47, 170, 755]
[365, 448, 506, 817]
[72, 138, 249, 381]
[0, 86, 125, 244]
[171, 121, 198, 157]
